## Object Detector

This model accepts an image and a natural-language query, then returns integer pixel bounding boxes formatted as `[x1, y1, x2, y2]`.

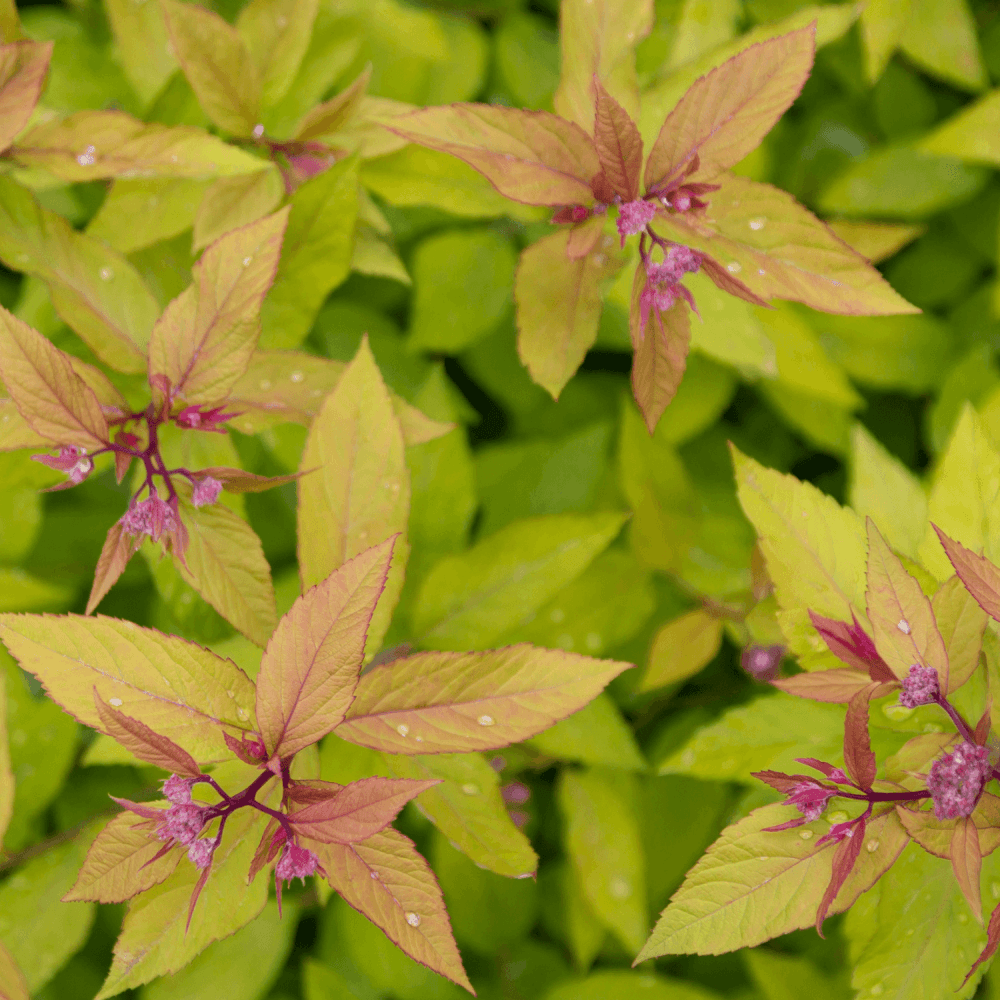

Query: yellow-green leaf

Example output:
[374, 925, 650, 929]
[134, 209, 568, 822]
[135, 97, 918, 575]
[0, 940, 27, 1000]
[104, 0, 176, 105]
[860, 0, 913, 84]
[898, 0, 986, 93]
[0, 40, 50, 153]
[193, 168, 284, 254]
[236, 0, 318, 109]
[0, 669, 11, 847]
[921, 89, 1000, 167]
[639, 609, 723, 692]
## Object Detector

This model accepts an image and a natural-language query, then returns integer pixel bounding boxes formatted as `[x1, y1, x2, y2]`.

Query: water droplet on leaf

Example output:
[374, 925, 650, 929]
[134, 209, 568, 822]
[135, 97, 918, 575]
[290, 371, 304, 383]
[799, 829, 813, 840]
[866, 839, 879, 853]
[461, 783, 478, 795]
[897, 619, 911, 634]
[726, 261, 742, 273]
[406, 912, 421, 926]
[100, 267, 113, 281]
[748, 218, 766, 231]
[109, 697, 123, 707]
[397, 724, 410, 737]
[477, 715, 495, 727]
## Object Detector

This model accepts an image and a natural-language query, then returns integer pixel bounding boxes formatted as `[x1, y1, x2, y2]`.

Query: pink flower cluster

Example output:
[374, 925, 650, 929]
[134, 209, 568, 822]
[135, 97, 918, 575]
[928, 741, 992, 820]
[899, 663, 940, 708]
[276, 842, 319, 885]
[192, 476, 223, 509]
[785, 780, 837, 822]
[158, 803, 205, 845]
[638, 245, 703, 335]
[120, 495, 176, 541]
[163, 775, 194, 804]
[174, 405, 234, 432]
[616, 198, 657, 245]
[33, 445, 93, 486]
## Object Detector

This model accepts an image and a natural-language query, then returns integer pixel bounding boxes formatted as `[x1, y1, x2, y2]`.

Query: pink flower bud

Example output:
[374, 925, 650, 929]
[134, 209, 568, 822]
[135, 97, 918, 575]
[174, 405, 235, 432]
[741, 644, 784, 681]
[785, 780, 835, 822]
[186, 837, 216, 869]
[276, 842, 319, 884]
[163, 775, 194, 805]
[159, 803, 205, 845]
[33, 445, 94, 486]
[616, 198, 657, 244]
[928, 742, 991, 820]
[120, 495, 177, 542]
[192, 476, 223, 509]
[501, 781, 531, 805]
[899, 663, 939, 708]
[637, 244, 703, 336]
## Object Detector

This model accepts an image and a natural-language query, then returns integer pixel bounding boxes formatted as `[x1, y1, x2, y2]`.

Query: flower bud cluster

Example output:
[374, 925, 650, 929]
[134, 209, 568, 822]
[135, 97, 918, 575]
[158, 802, 206, 845]
[928, 741, 992, 820]
[276, 842, 319, 884]
[192, 476, 223, 509]
[616, 198, 657, 244]
[899, 663, 940, 708]
[637, 245, 703, 334]
[120, 495, 176, 541]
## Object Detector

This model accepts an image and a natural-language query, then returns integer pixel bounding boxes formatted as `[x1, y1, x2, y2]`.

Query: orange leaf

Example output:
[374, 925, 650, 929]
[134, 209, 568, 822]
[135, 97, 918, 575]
[593, 77, 642, 201]
[951, 815, 984, 923]
[255, 538, 395, 758]
[935, 526, 1000, 624]
[0, 41, 51, 154]
[194, 466, 306, 494]
[86, 523, 135, 616]
[772, 669, 889, 704]
[844, 682, 879, 789]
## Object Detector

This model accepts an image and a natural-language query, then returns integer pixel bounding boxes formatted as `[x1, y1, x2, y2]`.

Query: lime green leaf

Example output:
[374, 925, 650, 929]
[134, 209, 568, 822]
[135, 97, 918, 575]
[0, 941, 27, 1000]
[636, 804, 908, 959]
[87, 178, 210, 254]
[733, 446, 868, 670]
[898, 0, 986, 92]
[645, 26, 814, 191]
[260, 156, 359, 350]
[294, 65, 370, 143]
[745, 946, 849, 1000]
[848, 843, 991, 999]
[0, 670, 11, 846]
[297, 337, 408, 655]
[516, 225, 615, 399]
[849, 424, 927, 561]
[411, 512, 626, 650]
[360, 145, 549, 221]
[0, 613, 256, 762]
[338, 644, 630, 754]
[559, 768, 647, 953]
[0, 40, 51, 153]
[352, 228, 410, 284]
[0, 567, 71, 613]
[193, 168, 284, 254]
[431, 831, 539, 954]
[257, 538, 394, 758]
[96, 802, 271, 998]
[553, 0, 652, 132]
[142, 898, 296, 1000]
[64, 811, 181, 904]
[546, 971, 717, 1000]
[311, 827, 472, 993]
[818, 145, 989, 219]
[656, 694, 844, 780]
[494, 12, 559, 111]
[301, 959, 357, 1000]
[174, 490, 278, 647]
[161, 0, 260, 137]
[236, 0, 318, 109]
[529, 693, 646, 771]
[0, 397, 48, 451]
[860, 0, 913, 83]
[918, 405, 1000, 580]
[104, 0, 176, 105]
[550, 862, 606, 971]
[640, 610, 723, 692]
[0, 175, 159, 373]
[827, 219, 925, 263]
[14, 111, 268, 180]
[149, 209, 288, 406]
[921, 90, 1000, 167]
[408, 227, 517, 354]
[0, 307, 108, 448]
[0, 825, 98, 994]
[382, 751, 537, 877]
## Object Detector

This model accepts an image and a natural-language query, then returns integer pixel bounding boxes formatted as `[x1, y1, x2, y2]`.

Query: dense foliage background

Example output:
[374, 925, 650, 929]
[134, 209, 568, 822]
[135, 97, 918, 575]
[6, 0, 1000, 997]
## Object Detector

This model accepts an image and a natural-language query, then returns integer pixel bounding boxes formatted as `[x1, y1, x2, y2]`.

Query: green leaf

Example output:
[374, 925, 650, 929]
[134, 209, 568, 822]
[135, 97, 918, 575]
[745, 947, 849, 1000]
[301, 959, 358, 1000]
[236, 0, 318, 109]
[932, 574, 988, 693]
[0, 40, 51, 153]
[141, 899, 297, 1000]
[14, 111, 268, 180]
[847, 843, 992, 999]
[559, 768, 647, 954]
[529, 693, 646, 771]
[338, 644, 630, 754]
[0, 826, 98, 993]
[408, 227, 517, 354]
[193, 168, 285, 254]
[0, 669, 10, 847]
[640, 610, 723, 692]
[257, 538, 394, 758]
[860, 0, 913, 83]
[260, 156, 359, 350]
[173, 489, 278, 648]
[411, 512, 626, 650]
[149, 209, 288, 406]
[97, 799, 271, 998]
[921, 90, 1000, 167]
[297, 337, 409, 655]
[733, 446, 868, 670]
[161, 0, 260, 137]
[0, 175, 159, 374]
[431, 830, 539, 954]
[818, 144, 989, 219]
[828, 219, 925, 264]
[849, 424, 927, 561]
[0, 613, 256, 763]
[382, 751, 537, 877]
[637, 804, 908, 959]
[0, 940, 28, 1000]
[898, 0, 986, 92]
[545, 971, 718, 1000]
[104, 0, 176, 105]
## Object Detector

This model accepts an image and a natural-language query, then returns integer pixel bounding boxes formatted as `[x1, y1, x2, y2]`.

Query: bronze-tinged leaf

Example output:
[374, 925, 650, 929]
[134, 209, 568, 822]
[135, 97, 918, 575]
[844, 682, 878, 789]
[895, 793, 1000, 860]
[866, 519, 948, 686]
[932, 573, 988, 693]
[93, 691, 202, 777]
[311, 827, 472, 993]
[0, 397, 49, 451]
[644, 26, 815, 191]
[385, 104, 601, 207]
[193, 466, 304, 494]
[965, 900, 1000, 988]
[294, 65, 371, 142]
[815, 814, 864, 934]
[148, 209, 289, 407]
[256, 539, 395, 758]
[0, 40, 51, 153]
[593, 78, 642, 201]
[806, 610, 894, 680]
[193, 168, 284, 254]
[628, 268, 691, 433]
[934, 526, 1000, 624]
[64, 813, 180, 903]
[0, 938, 28, 1000]
[0, 307, 108, 448]
[659, 174, 919, 316]
[289, 776, 439, 844]
[950, 815, 983, 923]
[336, 644, 631, 754]
[514, 225, 609, 400]
[772, 669, 888, 703]
[173, 491, 277, 648]
[86, 523, 135, 615]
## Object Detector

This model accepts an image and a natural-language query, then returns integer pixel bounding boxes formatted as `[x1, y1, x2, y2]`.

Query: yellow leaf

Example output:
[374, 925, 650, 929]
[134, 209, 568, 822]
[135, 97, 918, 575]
[640, 609, 723, 692]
